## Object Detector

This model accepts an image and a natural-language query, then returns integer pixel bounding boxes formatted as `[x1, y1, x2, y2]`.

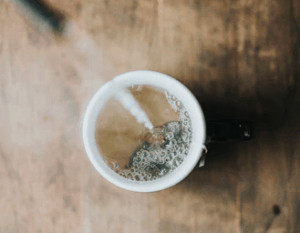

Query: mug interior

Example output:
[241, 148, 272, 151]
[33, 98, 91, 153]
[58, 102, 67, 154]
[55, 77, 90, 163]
[82, 70, 206, 192]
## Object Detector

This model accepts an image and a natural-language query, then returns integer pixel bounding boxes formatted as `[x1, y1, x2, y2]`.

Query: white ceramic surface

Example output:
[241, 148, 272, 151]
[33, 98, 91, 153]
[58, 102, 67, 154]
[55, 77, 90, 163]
[82, 70, 206, 192]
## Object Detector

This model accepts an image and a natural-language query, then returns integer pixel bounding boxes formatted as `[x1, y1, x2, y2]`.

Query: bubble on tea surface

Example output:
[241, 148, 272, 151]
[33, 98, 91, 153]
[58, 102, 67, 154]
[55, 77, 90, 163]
[112, 90, 193, 181]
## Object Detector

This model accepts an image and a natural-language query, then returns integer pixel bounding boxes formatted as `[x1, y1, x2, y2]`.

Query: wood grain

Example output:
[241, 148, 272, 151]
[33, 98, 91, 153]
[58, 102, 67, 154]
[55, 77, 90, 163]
[0, 0, 299, 232]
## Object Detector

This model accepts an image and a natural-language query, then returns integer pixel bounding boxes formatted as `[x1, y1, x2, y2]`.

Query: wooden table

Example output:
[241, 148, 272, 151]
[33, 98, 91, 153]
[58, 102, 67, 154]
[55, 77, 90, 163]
[1, 0, 299, 232]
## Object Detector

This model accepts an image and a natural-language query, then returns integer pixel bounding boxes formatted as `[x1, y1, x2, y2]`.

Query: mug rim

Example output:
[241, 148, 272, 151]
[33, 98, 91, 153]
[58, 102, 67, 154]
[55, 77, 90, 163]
[82, 70, 206, 192]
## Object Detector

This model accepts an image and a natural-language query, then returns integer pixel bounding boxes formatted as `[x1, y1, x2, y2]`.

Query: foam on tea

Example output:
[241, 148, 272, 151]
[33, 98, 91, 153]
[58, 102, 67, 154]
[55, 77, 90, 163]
[95, 86, 192, 181]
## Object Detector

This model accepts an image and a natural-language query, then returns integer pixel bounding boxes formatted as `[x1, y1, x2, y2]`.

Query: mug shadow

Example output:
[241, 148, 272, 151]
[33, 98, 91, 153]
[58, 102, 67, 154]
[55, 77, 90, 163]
[177, 141, 241, 197]
[173, 75, 299, 195]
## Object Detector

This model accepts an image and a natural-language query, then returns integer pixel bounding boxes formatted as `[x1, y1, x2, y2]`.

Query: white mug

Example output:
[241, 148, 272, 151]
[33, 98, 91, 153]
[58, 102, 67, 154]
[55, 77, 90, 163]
[82, 70, 252, 192]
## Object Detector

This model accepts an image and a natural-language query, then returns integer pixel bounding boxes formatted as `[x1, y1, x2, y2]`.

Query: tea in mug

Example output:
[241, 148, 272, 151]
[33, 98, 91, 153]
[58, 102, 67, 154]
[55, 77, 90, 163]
[95, 86, 192, 181]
